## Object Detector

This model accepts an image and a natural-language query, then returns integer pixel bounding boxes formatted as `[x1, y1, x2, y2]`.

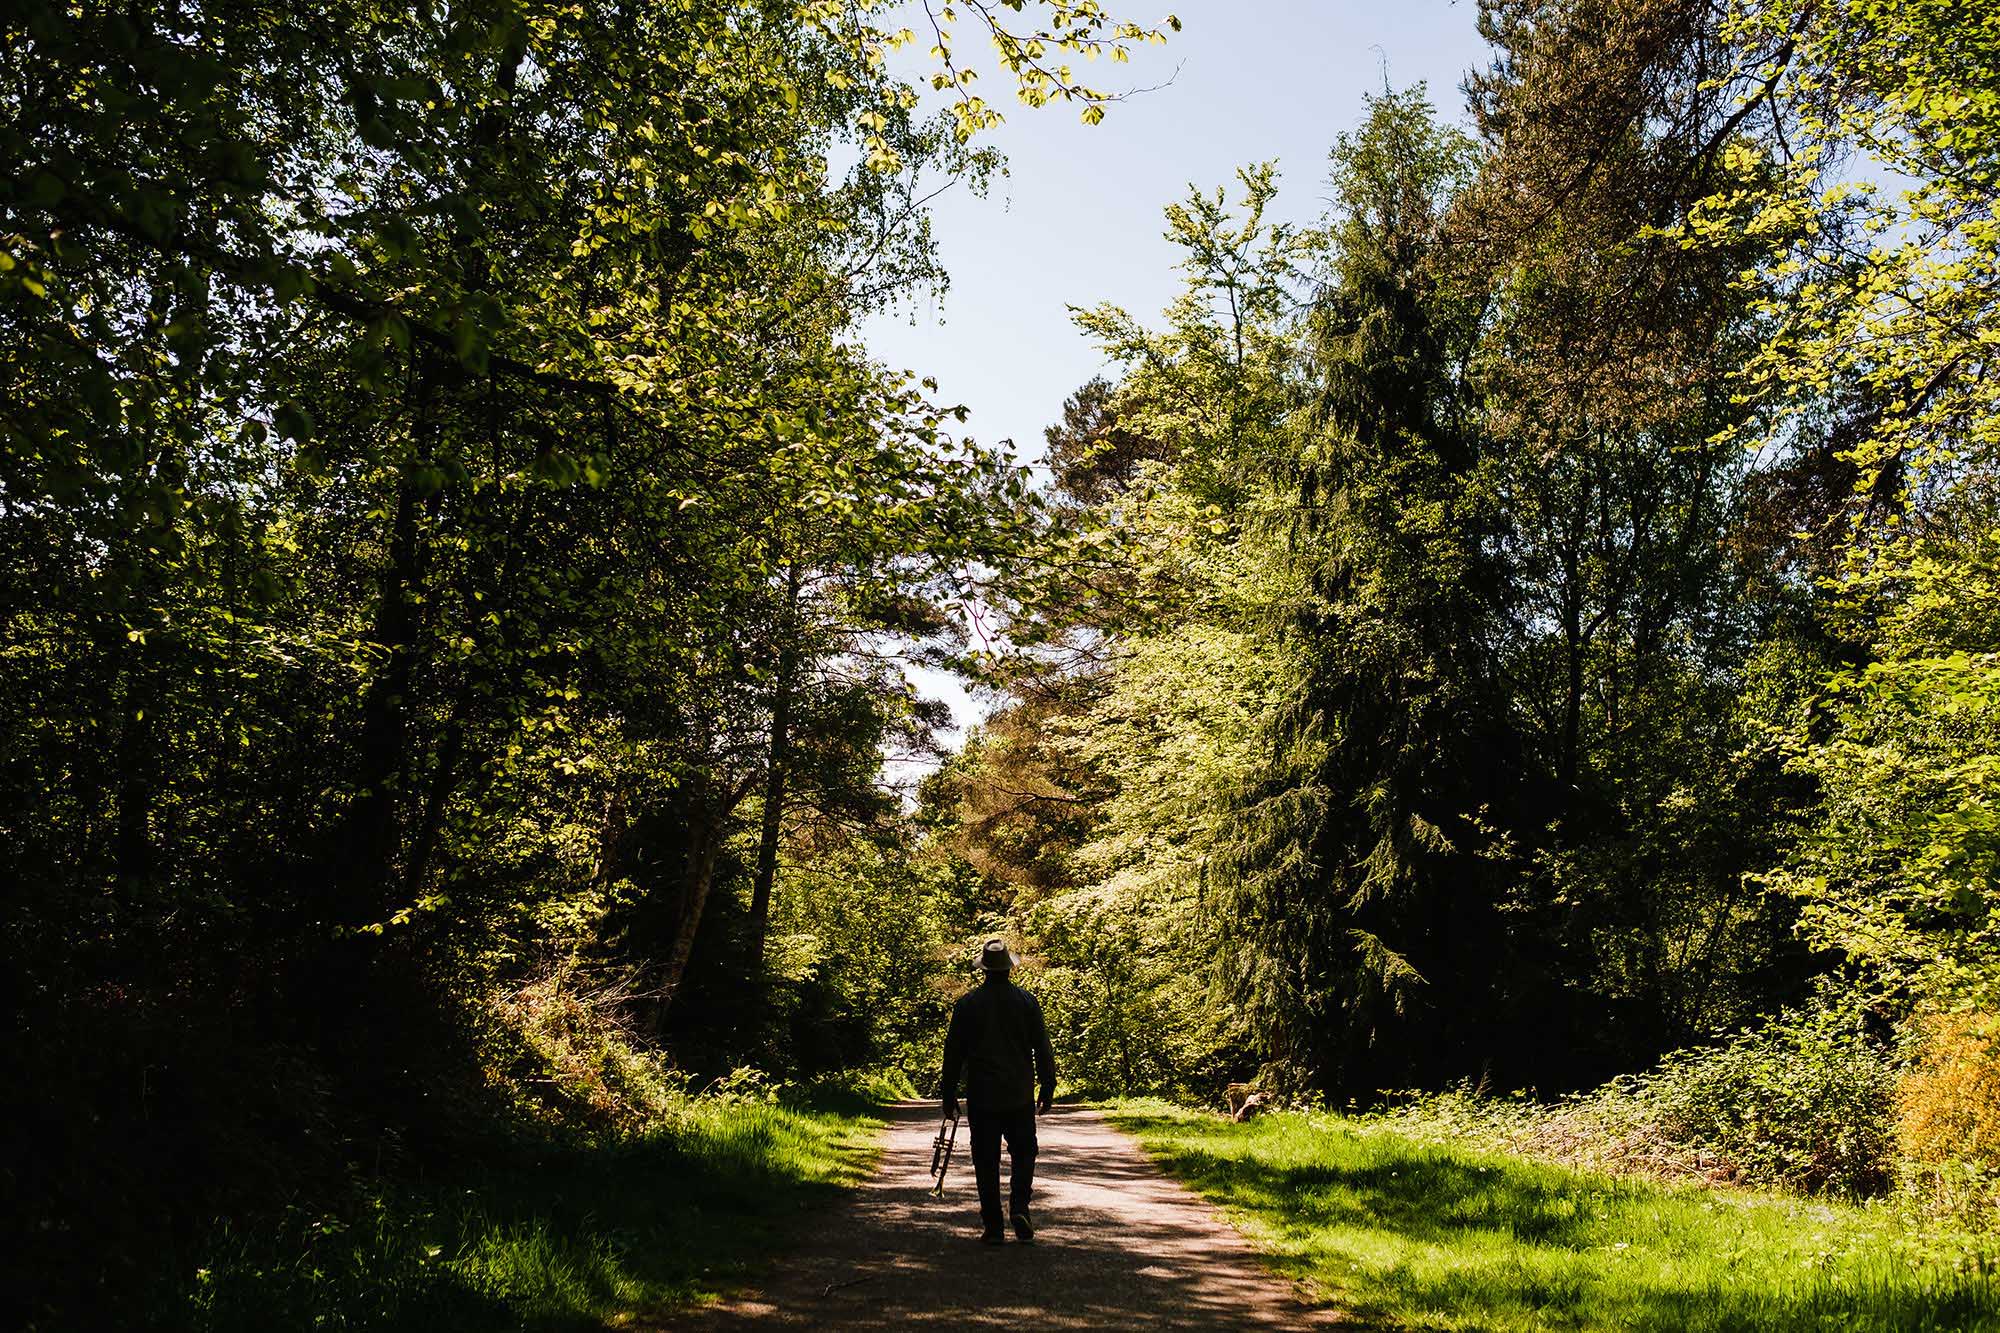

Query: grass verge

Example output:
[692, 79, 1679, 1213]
[1104, 1099, 2000, 1333]
[172, 1092, 881, 1331]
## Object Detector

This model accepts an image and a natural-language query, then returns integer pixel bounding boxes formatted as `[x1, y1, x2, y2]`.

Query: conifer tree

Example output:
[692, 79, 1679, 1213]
[1212, 89, 1505, 1091]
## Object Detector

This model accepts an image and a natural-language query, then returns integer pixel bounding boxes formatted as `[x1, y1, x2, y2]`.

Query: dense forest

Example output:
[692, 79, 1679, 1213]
[5, 0, 2000, 1326]
[958, 0, 2000, 1129]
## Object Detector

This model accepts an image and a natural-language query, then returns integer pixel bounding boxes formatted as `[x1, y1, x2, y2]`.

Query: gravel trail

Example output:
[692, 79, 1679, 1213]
[660, 1101, 1358, 1330]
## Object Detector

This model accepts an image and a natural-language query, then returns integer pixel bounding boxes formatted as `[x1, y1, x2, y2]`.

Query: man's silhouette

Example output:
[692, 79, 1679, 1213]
[940, 938, 1056, 1244]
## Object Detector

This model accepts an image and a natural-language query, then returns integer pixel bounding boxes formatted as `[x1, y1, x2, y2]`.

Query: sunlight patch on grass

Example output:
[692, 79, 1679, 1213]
[1105, 1099, 2000, 1333]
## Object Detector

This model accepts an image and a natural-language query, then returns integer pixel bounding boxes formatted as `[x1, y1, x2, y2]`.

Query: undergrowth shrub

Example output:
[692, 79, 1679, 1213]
[1899, 1011, 2000, 1218]
[1900, 1013, 2000, 1169]
[1382, 998, 1899, 1197]
[487, 961, 687, 1131]
[1644, 1002, 1898, 1195]
[782, 1066, 921, 1112]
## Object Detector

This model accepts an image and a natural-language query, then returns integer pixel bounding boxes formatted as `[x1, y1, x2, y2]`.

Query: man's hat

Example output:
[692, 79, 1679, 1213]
[979, 938, 1015, 973]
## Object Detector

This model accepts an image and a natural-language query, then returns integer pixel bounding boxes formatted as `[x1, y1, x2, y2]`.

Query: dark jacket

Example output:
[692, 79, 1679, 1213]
[940, 975, 1056, 1114]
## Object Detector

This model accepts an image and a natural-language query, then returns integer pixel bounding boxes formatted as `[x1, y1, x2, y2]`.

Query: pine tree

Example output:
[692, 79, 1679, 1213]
[1212, 89, 1509, 1093]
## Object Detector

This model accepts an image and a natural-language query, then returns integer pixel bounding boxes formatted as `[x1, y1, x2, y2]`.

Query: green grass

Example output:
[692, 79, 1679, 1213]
[172, 1094, 880, 1332]
[1105, 1099, 2000, 1332]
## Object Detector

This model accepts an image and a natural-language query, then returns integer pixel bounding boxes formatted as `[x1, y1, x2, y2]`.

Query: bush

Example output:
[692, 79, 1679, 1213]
[488, 961, 689, 1131]
[1379, 998, 1900, 1197]
[1897, 1011, 2000, 1218]
[1644, 1002, 1899, 1195]
[1900, 1012, 2000, 1169]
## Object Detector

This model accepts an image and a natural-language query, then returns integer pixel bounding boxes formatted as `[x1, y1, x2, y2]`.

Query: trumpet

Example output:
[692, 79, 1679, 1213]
[928, 1109, 960, 1196]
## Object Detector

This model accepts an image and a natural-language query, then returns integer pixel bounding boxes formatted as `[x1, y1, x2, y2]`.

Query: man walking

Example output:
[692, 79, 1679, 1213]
[940, 938, 1056, 1244]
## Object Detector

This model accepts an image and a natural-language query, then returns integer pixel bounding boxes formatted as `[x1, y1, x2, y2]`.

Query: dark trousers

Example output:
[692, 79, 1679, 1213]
[967, 1106, 1037, 1228]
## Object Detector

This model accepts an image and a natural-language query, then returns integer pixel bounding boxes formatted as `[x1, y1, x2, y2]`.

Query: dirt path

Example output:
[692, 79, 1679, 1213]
[660, 1102, 1355, 1330]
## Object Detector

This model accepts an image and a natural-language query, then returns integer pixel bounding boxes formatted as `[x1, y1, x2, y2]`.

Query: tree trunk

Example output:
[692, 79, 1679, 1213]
[336, 462, 424, 926]
[1558, 536, 1584, 801]
[747, 563, 802, 965]
[401, 717, 463, 903]
[113, 643, 156, 893]
[653, 810, 722, 1032]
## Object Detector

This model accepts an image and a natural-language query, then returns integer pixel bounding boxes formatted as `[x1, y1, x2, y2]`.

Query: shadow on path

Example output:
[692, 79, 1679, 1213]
[657, 1103, 1356, 1330]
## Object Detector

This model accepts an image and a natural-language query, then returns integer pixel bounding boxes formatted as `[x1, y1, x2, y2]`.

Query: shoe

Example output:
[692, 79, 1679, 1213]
[980, 1225, 1005, 1245]
[1012, 1211, 1035, 1243]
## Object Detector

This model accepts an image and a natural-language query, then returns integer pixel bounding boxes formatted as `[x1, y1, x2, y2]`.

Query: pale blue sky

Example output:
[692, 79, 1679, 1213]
[865, 0, 1498, 765]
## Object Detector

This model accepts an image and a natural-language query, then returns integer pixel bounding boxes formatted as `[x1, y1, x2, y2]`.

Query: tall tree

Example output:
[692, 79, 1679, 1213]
[1211, 88, 1501, 1092]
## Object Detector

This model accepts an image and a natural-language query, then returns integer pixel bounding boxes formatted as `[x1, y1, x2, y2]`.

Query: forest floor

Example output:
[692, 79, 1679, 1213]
[655, 1101, 1353, 1330]
[162, 1093, 883, 1331]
